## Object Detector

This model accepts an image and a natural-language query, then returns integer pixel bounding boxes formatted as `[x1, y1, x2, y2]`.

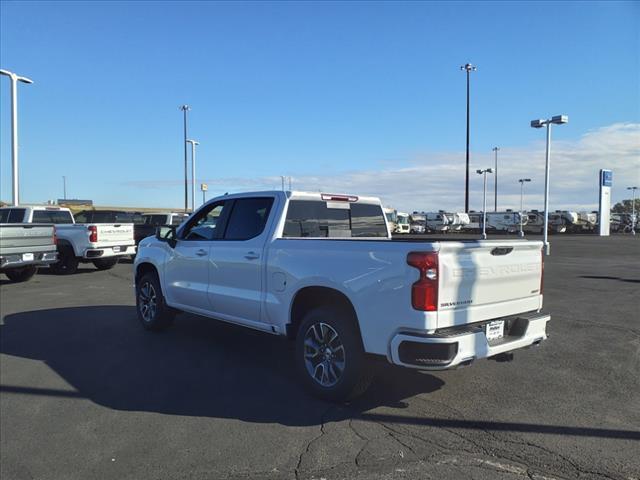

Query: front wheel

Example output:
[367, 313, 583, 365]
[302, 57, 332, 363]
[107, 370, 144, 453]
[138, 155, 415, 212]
[4, 265, 38, 282]
[93, 258, 119, 270]
[295, 307, 373, 402]
[136, 272, 174, 331]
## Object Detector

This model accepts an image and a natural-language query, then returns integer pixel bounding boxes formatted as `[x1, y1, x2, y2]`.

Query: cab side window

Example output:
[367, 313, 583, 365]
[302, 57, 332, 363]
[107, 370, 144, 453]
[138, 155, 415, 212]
[224, 198, 274, 240]
[7, 209, 26, 223]
[180, 202, 227, 241]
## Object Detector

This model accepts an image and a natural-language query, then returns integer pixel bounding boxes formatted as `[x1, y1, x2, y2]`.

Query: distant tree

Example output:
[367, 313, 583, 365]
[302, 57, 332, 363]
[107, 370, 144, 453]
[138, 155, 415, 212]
[612, 198, 640, 213]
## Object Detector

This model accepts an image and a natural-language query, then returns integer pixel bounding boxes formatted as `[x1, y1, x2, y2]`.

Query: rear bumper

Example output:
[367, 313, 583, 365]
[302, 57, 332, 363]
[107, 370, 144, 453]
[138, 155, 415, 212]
[389, 311, 550, 370]
[82, 245, 137, 259]
[0, 251, 58, 270]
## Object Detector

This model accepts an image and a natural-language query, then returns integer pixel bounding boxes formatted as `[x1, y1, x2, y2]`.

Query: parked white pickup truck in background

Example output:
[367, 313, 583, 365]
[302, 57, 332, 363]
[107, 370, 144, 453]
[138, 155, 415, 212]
[0, 222, 58, 282]
[0, 206, 136, 274]
[134, 191, 549, 401]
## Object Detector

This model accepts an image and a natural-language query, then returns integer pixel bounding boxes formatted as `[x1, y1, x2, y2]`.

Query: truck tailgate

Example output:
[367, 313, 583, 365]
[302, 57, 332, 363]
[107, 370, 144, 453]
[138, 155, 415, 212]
[0, 224, 56, 255]
[437, 240, 543, 328]
[93, 224, 135, 246]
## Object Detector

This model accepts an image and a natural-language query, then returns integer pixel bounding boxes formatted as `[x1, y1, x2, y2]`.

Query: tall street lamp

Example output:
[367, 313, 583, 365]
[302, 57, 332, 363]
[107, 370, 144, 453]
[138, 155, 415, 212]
[531, 115, 569, 255]
[492, 147, 499, 211]
[476, 168, 493, 240]
[627, 186, 638, 235]
[0, 69, 33, 206]
[62, 175, 67, 200]
[186, 139, 199, 211]
[179, 105, 191, 212]
[461, 63, 476, 213]
[518, 178, 532, 238]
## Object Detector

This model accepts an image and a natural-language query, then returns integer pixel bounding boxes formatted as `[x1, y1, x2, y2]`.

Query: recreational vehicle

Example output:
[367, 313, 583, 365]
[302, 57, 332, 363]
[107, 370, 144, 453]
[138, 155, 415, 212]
[424, 212, 450, 232]
[383, 207, 397, 233]
[395, 212, 411, 234]
[444, 212, 470, 231]
[409, 212, 426, 234]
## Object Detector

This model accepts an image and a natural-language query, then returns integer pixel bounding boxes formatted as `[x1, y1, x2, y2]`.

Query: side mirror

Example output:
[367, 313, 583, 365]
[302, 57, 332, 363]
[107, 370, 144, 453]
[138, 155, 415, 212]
[156, 226, 177, 248]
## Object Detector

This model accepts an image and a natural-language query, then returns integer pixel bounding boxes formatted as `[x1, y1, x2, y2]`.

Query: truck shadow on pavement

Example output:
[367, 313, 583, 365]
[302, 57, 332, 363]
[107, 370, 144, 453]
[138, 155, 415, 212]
[0, 305, 445, 425]
[3, 305, 640, 441]
[579, 275, 640, 284]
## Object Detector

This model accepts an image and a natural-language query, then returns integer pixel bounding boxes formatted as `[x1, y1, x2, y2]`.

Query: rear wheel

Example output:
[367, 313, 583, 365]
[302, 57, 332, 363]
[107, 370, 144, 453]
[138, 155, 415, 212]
[93, 257, 119, 270]
[4, 265, 38, 282]
[136, 272, 174, 331]
[50, 247, 79, 275]
[295, 307, 373, 402]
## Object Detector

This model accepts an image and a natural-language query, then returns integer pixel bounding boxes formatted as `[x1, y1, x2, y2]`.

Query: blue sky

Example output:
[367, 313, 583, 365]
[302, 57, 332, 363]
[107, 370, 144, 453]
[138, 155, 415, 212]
[1, 1, 638, 212]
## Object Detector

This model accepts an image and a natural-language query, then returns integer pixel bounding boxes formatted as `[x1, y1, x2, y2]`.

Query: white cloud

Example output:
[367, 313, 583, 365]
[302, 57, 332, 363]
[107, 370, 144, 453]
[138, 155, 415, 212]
[126, 123, 640, 212]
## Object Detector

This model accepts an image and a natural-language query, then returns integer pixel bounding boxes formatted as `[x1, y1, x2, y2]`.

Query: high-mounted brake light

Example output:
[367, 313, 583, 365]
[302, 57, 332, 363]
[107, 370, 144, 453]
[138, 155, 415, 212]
[321, 193, 359, 202]
[88, 225, 98, 243]
[407, 251, 439, 311]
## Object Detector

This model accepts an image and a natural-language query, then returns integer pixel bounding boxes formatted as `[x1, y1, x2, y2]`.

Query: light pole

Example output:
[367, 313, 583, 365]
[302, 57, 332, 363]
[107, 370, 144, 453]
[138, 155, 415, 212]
[627, 186, 638, 235]
[476, 168, 493, 240]
[186, 139, 199, 212]
[518, 178, 532, 238]
[0, 69, 33, 206]
[179, 105, 191, 212]
[531, 115, 569, 255]
[492, 147, 499, 211]
[62, 176, 67, 200]
[461, 63, 476, 213]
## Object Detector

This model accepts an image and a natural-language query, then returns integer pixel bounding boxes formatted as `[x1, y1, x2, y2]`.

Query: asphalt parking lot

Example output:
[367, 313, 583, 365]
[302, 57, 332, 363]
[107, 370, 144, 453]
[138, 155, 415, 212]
[1, 235, 639, 480]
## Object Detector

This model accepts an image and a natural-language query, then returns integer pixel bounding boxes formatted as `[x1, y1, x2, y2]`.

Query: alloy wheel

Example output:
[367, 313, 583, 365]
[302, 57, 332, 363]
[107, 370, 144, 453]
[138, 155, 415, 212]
[138, 281, 157, 322]
[303, 322, 345, 387]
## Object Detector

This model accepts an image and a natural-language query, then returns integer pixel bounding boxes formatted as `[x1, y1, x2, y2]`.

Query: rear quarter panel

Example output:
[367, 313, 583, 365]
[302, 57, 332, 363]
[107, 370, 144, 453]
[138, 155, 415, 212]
[265, 238, 435, 355]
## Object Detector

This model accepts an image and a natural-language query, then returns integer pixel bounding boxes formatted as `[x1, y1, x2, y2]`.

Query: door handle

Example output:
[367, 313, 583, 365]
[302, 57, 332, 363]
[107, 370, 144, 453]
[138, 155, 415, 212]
[244, 251, 260, 260]
[195, 249, 208, 257]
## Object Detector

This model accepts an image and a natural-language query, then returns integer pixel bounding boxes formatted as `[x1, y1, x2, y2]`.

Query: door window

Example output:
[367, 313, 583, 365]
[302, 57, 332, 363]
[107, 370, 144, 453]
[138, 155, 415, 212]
[181, 202, 227, 241]
[224, 198, 274, 240]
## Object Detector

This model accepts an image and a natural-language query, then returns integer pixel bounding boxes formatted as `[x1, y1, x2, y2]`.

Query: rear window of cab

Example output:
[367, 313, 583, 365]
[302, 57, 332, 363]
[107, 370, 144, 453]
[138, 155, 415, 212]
[283, 200, 388, 238]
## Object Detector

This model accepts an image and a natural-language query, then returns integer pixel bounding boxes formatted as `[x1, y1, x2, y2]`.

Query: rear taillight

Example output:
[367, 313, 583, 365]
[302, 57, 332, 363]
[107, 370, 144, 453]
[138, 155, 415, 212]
[53, 226, 57, 245]
[89, 225, 98, 243]
[540, 248, 544, 295]
[407, 251, 439, 311]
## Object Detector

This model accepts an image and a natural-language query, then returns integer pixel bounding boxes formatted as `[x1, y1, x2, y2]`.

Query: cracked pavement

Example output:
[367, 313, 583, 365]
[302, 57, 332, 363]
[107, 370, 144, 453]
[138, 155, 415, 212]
[1, 235, 639, 479]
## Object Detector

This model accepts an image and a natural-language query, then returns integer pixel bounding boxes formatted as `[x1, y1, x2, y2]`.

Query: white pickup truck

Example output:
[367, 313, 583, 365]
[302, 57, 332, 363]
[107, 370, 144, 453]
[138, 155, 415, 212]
[134, 191, 549, 401]
[0, 223, 58, 282]
[0, 206, 136, 274]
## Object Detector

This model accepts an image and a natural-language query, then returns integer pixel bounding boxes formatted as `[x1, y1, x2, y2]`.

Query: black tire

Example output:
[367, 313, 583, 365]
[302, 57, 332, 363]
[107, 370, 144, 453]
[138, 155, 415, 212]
[136, 271, 175, 331]
[295, 306, 373, 402]
[4, 265, 38, 282]
[92, 257, 119, 270]
[50, 247, 79, 275]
